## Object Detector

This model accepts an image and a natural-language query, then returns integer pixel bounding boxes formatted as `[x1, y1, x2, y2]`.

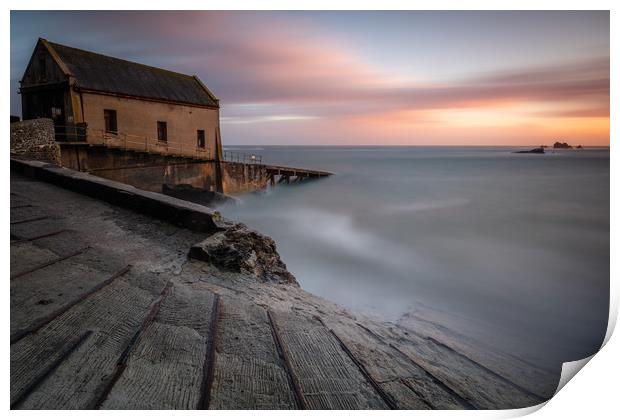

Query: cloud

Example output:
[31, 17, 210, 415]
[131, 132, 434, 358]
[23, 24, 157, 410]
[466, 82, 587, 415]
[10, 11, 610, 145]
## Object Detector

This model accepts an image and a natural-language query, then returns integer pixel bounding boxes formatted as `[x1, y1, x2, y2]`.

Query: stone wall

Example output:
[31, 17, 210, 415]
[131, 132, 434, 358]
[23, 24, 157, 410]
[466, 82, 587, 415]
[221, 162, 269, 194]
[10, 118, 61, 164]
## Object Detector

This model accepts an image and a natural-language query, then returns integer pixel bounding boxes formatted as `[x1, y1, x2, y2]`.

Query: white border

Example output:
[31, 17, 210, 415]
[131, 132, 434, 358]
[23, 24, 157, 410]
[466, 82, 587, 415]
[3, 2, 616, 419]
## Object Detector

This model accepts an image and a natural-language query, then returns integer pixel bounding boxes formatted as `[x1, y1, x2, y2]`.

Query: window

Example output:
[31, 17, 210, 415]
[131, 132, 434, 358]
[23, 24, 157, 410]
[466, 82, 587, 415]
[104, 109, 117, 133]
[197, 130, 205, 148]
[39, 58, 46, 80]
[157, 121, 168, 142]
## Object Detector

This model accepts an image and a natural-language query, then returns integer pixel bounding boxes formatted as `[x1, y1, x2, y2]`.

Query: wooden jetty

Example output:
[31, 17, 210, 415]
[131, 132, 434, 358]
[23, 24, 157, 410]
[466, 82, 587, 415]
[266, 165, 332, 186]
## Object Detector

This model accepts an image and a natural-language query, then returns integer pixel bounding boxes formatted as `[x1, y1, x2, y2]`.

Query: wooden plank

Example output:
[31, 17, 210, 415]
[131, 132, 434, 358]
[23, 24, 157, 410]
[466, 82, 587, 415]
[328, 321, 468, 409]
[100, 283, 216, 409]
[399, 313, 559, 399]
[268, 310, 388, 409]
[10, 330, 94, 409]
[11, 265, 132, 344]
[380, 380, 432, 409]
[209, 297, 297, 409]
[10, 229, 68, 244]
[11, 204, 46, 218]
[10, 217, 67, 241]
[325, 325, 397, 409]
[267, 310, 305, 409]
[10, 274, 168, 409]
[10, 246, 89, 280]
[390, 336, 543, 409]
[11, 216, 49, 225]
[90, 282, 173, 409]
[10, 242, 60, 278]
[28, 229, 92, 260]
[427, 337, 547, 401]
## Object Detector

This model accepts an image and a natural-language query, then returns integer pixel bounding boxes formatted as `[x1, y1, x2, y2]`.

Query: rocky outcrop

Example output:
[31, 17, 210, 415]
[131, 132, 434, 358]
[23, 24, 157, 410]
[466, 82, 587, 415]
[553, 141, 573, 149]
[514, 147, 544, 154]
[189, 223, 298, 285]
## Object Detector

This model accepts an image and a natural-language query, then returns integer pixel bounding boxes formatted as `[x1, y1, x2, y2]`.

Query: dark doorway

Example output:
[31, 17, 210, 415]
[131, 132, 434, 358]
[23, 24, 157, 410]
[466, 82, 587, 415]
[22, 88, 65, 123]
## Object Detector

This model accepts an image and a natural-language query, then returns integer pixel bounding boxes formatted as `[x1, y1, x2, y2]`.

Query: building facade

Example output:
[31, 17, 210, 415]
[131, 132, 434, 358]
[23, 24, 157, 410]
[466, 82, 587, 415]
[19, 38, 223, 161]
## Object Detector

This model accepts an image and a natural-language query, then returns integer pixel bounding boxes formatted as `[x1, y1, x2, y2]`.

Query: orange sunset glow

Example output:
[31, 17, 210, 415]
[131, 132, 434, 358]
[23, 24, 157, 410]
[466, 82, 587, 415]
[10, 11, 610, 146]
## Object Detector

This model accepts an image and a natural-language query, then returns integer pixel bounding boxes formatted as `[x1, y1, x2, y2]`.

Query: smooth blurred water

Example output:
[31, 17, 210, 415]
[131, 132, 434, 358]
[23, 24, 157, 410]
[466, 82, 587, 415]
[219, 146, 609, 370]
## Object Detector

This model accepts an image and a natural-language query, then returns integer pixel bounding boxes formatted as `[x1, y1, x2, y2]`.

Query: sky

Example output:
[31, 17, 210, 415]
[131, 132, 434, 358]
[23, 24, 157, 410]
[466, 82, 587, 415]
[10, 11, 610, 146]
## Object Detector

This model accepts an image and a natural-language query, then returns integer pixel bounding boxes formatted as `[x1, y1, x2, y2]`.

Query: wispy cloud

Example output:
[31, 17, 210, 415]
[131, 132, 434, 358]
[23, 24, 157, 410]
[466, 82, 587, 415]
[10, 11, 609, 145]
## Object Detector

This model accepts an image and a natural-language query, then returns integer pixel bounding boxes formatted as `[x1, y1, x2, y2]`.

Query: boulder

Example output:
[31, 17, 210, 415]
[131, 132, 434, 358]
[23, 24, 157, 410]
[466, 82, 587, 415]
[189, 223, 298, 285]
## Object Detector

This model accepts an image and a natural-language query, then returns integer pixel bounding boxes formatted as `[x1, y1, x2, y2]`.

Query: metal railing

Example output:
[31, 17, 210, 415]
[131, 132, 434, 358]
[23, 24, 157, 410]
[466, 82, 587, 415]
[222, 150, 262, 165]
[54, 123, 88, 142]
[53, 124, 264, 164]
[54, 125, 213, 160]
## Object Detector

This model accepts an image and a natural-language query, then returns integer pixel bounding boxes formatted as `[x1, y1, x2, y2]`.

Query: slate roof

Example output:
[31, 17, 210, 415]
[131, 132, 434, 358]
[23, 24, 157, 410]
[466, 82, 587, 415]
[45, 40, 219, 107]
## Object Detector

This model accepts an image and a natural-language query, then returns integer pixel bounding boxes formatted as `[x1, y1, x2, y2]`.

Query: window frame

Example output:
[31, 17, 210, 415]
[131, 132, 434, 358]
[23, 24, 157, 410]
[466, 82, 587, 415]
[104, 109, 118, 134]
[197, 129, 206, 149]
[157, 121, 168, 142]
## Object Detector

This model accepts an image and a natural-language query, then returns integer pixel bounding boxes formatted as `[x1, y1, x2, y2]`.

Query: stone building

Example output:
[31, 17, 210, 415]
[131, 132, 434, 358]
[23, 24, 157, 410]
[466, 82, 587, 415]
[19, 38, 223, 160]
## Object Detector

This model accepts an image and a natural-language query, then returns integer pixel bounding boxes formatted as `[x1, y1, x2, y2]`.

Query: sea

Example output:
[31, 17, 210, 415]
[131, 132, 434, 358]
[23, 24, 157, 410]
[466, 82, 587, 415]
[218, 146, 610, 372]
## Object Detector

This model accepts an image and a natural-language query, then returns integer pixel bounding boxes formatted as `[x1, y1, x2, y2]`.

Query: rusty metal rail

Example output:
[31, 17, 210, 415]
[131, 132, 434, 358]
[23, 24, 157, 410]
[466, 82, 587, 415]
[222, 150, 262, 165]
[54, 125, 213, 161]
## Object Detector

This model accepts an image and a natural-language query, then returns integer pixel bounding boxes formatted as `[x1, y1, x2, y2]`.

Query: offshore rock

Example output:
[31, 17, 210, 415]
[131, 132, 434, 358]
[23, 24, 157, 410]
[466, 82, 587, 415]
[514, 147, 544, 154]
[553, 141, 573, 149]
[189, 223, 298, 285]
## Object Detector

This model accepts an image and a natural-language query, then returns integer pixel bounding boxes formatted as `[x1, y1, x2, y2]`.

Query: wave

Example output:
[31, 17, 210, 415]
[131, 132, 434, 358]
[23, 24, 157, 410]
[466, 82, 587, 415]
[278, 208, 423, 273]
[381, 198, 470, 215]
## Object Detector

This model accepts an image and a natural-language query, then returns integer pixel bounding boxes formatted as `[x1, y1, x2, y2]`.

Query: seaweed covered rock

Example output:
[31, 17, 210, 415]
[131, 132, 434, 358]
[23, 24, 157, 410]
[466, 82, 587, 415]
[189, 223, 298, 285]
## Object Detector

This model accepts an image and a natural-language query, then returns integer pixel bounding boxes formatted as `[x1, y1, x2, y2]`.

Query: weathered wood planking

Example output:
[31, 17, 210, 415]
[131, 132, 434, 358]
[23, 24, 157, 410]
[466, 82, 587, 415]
[100, 283, 216, 409]
[326, 320, 467, 409]
[268, 310, 388, 409]
[210, 296, 297, 409]
[10, 275, 167, 409]
[398, 314, 558, 399]
[29, 230, 91, 259]
[10, 205, 50, 223]
[10, 217, 66, 240]
[10, 242, 60, 278]
[11, 265, 131, 344]
[10, 252, 118, 338]
[391, 335, 543, 409]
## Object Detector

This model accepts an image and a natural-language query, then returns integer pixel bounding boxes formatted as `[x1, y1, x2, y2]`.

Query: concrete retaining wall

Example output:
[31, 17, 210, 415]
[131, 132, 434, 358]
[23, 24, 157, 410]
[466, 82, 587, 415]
[60, 143, 217, 193]
[11, 158, 223, 233]
[10, 118, 61, 164]
[59, 143, 267, 195]
[221, 162, 268, 194]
